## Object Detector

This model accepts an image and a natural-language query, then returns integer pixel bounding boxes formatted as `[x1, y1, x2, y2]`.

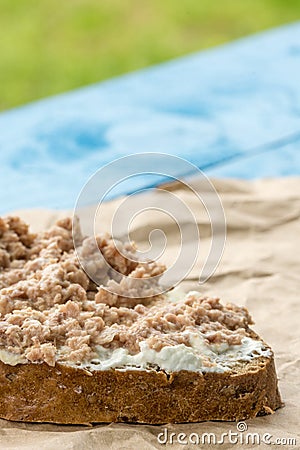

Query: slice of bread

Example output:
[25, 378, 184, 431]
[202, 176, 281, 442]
[0, 335, 282, 424]
[0, 217, 282, 424]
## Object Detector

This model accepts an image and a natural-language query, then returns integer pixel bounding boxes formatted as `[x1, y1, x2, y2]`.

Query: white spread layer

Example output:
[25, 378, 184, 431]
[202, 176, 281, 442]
[0, 333, 271, 373]
[0, 349, 26, 366]
[74, 332, 271, 373]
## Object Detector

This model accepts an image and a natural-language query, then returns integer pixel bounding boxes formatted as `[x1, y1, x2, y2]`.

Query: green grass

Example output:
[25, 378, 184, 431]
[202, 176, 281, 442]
[1, 0, 300, 110]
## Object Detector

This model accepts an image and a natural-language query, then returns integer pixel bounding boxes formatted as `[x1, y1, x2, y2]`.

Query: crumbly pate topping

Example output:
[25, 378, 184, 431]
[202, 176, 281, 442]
[0, 217, 257, 369]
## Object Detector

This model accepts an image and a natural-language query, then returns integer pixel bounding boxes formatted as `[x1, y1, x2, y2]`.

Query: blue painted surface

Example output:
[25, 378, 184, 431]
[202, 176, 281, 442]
[0, 23, 300, 213]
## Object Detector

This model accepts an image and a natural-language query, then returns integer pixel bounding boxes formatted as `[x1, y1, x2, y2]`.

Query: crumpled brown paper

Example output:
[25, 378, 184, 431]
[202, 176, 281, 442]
[1, 177, 299, 450]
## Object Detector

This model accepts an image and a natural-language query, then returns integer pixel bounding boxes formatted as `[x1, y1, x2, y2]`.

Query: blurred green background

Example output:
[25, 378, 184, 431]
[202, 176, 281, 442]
[1, 0, 300, 111]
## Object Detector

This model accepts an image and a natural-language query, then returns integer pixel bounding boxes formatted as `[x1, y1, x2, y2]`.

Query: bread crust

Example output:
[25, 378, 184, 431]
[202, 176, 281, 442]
[0, 350, 282, 424]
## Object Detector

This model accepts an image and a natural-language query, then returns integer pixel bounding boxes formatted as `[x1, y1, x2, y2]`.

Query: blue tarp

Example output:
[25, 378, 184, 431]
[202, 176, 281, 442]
[0, 23, 300, 213]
